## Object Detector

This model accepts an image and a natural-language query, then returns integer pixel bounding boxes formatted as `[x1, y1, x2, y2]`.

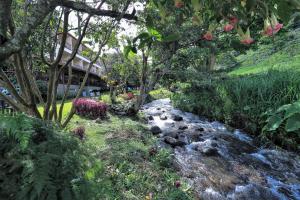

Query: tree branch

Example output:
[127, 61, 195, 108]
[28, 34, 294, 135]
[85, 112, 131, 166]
[60, 0, 137, 21]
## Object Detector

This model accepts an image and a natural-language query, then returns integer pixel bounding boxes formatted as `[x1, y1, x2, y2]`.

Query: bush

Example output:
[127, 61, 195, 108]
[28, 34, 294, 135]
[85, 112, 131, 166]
[72, 126, 86, 140]
[73, 98, 108, 119]
[0, 114, 100, 200]
[149, 88, 172, 100]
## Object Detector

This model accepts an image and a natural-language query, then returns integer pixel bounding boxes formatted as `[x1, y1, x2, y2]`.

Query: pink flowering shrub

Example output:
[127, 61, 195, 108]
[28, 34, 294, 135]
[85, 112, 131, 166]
[73, 98, 108, 119]
[72, 126, 85, 140]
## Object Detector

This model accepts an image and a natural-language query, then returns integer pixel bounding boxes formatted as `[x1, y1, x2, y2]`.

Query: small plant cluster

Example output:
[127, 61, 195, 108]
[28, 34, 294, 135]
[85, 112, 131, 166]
[72, 126, 86, 140]
[73, 98, 108, 119]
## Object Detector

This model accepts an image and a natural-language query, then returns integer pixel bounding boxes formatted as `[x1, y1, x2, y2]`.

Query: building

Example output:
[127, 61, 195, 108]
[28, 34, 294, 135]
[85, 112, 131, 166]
[55, 33, 107, 97]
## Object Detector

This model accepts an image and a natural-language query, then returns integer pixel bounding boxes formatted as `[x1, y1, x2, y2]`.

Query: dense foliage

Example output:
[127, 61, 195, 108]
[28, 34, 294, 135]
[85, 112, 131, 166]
[171, 27, 300, 151]
[0, 114, 98, 200]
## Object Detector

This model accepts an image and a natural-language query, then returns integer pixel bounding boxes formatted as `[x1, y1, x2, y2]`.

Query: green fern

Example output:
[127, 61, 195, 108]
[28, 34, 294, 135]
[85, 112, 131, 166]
[0, 114, 34, 150]
[0, 114, 95, 200]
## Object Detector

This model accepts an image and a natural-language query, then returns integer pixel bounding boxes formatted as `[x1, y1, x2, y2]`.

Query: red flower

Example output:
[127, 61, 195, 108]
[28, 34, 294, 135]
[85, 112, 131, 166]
[203, 31, 213, 41]
[174, 0, 184, 8]
[175, 180, 181, 188]
[224, 24, 234, 32]
[229, 17, 239, 26]
[240, 38, 254, 45]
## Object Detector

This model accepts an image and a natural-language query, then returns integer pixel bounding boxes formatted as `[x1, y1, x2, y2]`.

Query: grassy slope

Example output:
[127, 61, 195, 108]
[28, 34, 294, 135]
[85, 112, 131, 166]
[229, 28, 300, 76]
[37, 101, 193, 199]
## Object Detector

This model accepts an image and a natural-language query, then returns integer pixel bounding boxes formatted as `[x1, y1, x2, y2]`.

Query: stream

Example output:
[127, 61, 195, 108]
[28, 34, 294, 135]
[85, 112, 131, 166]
[142, 99, 300, 200]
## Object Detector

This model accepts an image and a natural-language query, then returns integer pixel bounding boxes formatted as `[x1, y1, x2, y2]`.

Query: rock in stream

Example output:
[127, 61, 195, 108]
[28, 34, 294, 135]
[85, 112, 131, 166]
[142, 99, 300, 200]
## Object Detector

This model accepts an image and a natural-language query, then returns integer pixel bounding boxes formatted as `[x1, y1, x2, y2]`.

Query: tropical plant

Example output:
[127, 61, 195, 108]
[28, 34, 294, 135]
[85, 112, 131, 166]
[0, 114, 99, 200]
[262, 101, 300, 149]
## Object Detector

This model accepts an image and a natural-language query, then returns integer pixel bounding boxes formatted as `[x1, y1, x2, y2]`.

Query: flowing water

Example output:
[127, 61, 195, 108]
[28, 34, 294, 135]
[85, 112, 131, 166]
[142, 99, 300, 200]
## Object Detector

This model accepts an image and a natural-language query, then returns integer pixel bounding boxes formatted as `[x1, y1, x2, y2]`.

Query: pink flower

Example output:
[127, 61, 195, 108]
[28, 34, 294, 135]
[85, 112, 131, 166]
[224, 24, 234, 32]
[203, 31, 213, 41]
[229, 17, 239, 26]
[274, 23, 283, 33]
[264, 26, 274, 36]
[240, 38, 254, 45]
[264, 23, 283, 36]
[263, 14, 283, 37]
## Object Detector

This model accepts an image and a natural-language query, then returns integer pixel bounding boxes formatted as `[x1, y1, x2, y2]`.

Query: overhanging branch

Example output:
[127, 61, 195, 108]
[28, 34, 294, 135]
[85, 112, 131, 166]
[60, 1, 137, 21]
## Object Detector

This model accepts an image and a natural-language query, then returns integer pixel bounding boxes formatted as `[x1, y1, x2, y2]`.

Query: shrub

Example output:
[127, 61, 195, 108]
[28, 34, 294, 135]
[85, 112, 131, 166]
[72, 126, 86, 140]
[149, 88, 172, 100]
[73, 98, 108, 119]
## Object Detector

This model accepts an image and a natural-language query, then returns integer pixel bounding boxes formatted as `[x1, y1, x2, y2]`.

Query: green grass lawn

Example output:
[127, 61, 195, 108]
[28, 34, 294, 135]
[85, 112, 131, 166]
[37, 98, 194, 199]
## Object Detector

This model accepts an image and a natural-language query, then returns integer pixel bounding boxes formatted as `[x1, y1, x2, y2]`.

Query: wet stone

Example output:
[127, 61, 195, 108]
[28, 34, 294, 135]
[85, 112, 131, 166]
[160, 114, 168, 120]
[163, 131, 178, 138]
[164, 136, 186, 147]
[197, 127, 205, 132]
[150, 126, 162, 135]
[178, 125, 188, 130]
[202, 147, 219, 156]
[148, 116, 154, 120]
[173, 115, 183, 121]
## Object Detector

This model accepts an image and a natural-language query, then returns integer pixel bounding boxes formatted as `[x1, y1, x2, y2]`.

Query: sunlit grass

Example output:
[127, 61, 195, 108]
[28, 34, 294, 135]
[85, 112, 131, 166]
[229, 52, 300, 76]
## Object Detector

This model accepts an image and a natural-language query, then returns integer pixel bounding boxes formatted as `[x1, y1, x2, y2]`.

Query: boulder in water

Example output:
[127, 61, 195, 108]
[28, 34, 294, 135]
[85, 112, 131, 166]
[164, 136, 186, 147]
[197, 127, 205, 132]
[194, 140, 219, 156]
[173, 115, 183, 121]
[150, 126, 162, 135]
[178, 125, 188, 130]
[160, 114, 168, 120]
[148, 116, 154, 121]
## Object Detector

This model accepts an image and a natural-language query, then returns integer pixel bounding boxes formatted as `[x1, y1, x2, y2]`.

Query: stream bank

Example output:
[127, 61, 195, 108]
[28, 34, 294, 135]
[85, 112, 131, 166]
[142, 99, 300, 200]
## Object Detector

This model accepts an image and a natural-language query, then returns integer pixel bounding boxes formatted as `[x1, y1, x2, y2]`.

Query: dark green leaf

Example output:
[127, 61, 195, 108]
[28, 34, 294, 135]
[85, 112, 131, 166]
[285, 113, 300, 132]
[265, 115, 283, 131]
[284, 101, 300, 119]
